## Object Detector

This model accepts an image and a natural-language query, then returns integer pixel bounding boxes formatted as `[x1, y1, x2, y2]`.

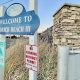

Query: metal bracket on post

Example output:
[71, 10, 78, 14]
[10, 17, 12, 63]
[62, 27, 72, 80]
[69, 49, 80, 54]
[29, 0, 38, 80]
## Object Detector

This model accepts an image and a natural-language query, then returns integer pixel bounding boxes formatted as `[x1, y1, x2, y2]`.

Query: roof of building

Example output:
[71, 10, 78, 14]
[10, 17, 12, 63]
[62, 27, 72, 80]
[41, 26, 53, 34]
[53, 3, 80, 17]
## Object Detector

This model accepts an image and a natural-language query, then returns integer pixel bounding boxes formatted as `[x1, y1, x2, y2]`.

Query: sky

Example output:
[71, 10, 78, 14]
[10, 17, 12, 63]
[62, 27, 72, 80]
[0, 0, 80, 33]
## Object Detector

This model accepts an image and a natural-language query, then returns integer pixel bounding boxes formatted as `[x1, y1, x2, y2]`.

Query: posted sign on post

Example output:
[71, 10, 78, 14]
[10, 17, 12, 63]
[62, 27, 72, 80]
[25, 45, 39, 72]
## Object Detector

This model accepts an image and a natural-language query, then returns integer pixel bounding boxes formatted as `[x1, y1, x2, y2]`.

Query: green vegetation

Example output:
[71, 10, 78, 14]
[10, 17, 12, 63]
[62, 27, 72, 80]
[38, 41, 57, 80]
[4, 38, 28, 80]
[4, 39, 57, 80]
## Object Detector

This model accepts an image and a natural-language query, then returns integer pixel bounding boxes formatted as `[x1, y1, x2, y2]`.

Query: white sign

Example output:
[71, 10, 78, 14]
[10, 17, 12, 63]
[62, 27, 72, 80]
[25, 45, 39, 72]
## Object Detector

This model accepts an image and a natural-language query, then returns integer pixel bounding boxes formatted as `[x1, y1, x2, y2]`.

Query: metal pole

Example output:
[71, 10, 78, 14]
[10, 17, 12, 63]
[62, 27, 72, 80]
[0, 5, 6, 80]
[0, 35, 6, 80]
[29, 0, 38, 80]
[57, 46, 69, 80]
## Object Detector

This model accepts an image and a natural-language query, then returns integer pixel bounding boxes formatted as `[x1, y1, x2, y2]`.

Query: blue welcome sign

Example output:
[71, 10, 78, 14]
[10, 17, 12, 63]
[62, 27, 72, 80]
[0, 3, 40, 35]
